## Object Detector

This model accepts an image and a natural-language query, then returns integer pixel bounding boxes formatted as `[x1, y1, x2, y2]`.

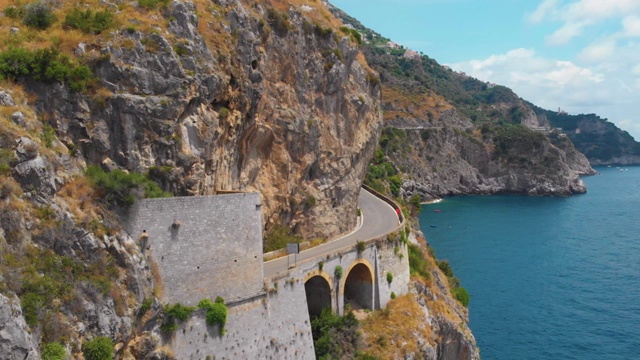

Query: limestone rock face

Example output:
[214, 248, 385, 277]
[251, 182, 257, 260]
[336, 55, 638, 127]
[13, 155, 58, 197]
[0, 294, 40, 360]
[390, 231, 480, 360]
[396, 112, 595, 201]
[33, 0, 382, 239]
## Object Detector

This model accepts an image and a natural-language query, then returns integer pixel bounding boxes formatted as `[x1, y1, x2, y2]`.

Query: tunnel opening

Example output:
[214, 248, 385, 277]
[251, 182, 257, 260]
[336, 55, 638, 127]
[343, 263, 373, 310]
[304, 275, 332, 318]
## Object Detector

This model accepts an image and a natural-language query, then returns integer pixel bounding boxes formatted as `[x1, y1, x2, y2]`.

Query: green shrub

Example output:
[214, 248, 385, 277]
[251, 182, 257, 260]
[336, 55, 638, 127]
[452, 287, 470, 307]
[20, 291, 45, 327]
[164, 303, 195, 321]
[139, 298, 153, 315]
[17, 248, 116, 328]
[304, 194, 317, 208]
[218, 107, 229, 120]
[0, 47, 94, 91]
[64, 8, 114, 34]
[138, 0, 169, 9]
[42, 342, 67, 360]
[263, 225, 301, 252]
[159, 321, 178, 333]
[386, 272, 393, 285]
[198, 298, 215, 309]
[340, 26, 362, 44]
[437, 260, 454, 278]
[318, 261, 324, 271]
[400, 230, 408, 244]
[4, 6, 25, 19]
[161, 303, 195, 333]
[173, 44, 188, 56]
[356, 241, 365, 253]
[390, 292, 396, 300]
[85, 166, 171, 207]
[311, 308, 359, 359]
[41, 124, 56, 148]
[0, 149, 15, 175]
[407, 243, 431, 281]
[314, 23, 333, 39]
[206, 303, 228, 334]
[199, 297, 227, 335]
[267, 8, 292, 35]
[334, 265, 343, 280]
[23, 2, 56, 30]
[409, 194, 422, 215]
[82, 337, 113, 360]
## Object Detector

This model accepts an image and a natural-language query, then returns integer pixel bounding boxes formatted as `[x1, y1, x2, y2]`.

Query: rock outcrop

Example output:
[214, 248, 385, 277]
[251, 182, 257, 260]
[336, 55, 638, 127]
[0, 0, 383, 357]
[395, 118, 594, 201]
[0, 294, 40, 360]
[35, 0, 381, 239]
[329, 6, 597, 200]
[532, 106, 640, 165]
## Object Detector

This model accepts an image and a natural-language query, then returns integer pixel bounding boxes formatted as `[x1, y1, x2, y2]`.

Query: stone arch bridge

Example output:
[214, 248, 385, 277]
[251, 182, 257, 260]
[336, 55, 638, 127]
[125, 187, 409, 359]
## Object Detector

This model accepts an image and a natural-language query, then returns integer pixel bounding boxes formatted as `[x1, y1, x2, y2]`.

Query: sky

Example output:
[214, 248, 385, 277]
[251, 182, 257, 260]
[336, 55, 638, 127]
[330, 0, 640, 140]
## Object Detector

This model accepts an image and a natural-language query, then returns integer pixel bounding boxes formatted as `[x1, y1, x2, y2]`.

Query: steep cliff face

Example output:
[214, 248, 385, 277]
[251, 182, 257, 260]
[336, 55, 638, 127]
[0, 0, 381, 357]
[36, 0, 381, 239]
[358, 230, 480, 360]
[330, 5, 595, 200]
[394, 118, 593, 201]
[533, 107, 640, 165]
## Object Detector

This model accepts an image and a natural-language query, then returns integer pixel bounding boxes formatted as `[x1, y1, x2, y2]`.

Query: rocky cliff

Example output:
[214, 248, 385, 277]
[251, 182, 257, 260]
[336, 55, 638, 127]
[32, 0, 381, 239]
[329, 5, 595, 201]
[0, 0, 382, 357]
[532, 106, 640, 165]
[357, 230, 480, 360]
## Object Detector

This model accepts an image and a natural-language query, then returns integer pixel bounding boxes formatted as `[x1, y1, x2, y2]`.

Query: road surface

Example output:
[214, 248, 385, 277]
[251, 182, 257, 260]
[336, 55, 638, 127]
[264, 188, 400, 277]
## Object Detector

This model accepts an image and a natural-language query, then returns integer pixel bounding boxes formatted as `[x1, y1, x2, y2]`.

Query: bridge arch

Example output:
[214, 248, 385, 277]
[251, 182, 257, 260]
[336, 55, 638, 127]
[304, 271, 333, 318]
[341, 259, 375, 311]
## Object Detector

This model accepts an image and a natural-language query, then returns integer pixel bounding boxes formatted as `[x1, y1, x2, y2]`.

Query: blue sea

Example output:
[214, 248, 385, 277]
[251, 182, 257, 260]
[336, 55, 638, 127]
[420, 166, 640, 360]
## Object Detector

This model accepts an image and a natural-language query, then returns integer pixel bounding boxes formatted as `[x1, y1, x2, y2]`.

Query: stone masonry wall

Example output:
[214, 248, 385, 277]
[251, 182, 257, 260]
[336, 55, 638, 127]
[376, 238, 410, 309]
[169, 279, 315, 360]
[287, 236, 410, 315]
[125, 193, 264, 306]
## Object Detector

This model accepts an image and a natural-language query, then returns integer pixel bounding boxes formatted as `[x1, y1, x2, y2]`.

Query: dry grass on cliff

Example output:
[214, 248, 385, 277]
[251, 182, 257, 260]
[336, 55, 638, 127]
[0, 0, 111, 52]
[359, 294, 434, 358]
[416, 237, 475, 341]
[382, 85, 453, 122]
[268, 0, 343, 29]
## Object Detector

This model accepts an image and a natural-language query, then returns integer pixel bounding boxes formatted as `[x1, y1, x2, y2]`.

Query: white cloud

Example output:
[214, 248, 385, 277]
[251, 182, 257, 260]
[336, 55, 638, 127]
[622, 16, 640, 37]
[578, 39, 617, 62]
[528, 0, 560, 23]
[452, 48, 604, 90]
[530, 0, 640, 45]
[546, 22, 588, 45]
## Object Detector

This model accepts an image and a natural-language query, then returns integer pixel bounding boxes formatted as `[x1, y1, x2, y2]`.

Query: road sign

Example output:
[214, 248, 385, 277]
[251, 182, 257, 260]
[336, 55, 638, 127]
[286, 243, 299, 254]
[286, 243, 299, 268]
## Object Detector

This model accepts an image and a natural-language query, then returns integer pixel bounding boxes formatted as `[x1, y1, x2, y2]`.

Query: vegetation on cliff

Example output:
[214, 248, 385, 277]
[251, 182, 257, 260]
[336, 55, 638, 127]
[532, 106, 640, 164]
[0, 0, 382, 357]
[329, 3, 595, 202]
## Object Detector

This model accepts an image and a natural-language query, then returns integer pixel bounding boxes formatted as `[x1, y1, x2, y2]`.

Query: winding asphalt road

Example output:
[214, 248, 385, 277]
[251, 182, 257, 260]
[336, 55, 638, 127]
[264, 188, 401, 277]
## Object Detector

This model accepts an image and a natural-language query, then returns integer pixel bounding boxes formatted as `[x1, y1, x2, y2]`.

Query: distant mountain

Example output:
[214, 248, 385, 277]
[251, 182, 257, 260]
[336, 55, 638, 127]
[328, 3, 640, 168]
[530, 106, 640, 165]
[329, 3, 595, 200]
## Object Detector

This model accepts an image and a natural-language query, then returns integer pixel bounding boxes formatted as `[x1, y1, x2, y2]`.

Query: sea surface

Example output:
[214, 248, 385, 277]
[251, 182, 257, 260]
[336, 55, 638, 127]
[419, 166, 640, 360]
